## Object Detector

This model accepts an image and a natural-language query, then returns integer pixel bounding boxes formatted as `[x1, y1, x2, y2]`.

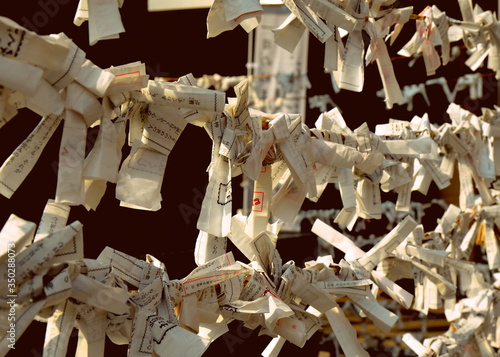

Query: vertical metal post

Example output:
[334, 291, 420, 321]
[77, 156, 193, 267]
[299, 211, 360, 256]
[247, 30, 254, 78]
[242, 30, 255, 216]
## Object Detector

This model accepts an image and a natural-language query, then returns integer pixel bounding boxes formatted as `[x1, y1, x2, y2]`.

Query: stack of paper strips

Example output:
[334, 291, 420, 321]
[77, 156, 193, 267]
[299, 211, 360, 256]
[1, 0, 500, 355]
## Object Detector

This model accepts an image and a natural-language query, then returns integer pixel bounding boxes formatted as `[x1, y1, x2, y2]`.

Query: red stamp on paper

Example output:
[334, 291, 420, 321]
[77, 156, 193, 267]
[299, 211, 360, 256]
[252, 192, 264, 212]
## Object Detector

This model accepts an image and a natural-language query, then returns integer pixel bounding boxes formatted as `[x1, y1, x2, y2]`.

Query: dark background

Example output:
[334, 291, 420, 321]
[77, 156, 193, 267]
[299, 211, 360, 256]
[0, 1, 497, 356]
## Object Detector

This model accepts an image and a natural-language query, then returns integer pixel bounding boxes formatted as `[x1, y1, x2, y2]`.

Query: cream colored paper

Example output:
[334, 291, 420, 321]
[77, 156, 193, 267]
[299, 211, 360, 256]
[0, 114, 63, 199]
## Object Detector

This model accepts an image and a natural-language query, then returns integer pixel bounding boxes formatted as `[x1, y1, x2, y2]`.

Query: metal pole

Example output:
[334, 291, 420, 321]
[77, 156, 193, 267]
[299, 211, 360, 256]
[242, 30, 255, 216]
